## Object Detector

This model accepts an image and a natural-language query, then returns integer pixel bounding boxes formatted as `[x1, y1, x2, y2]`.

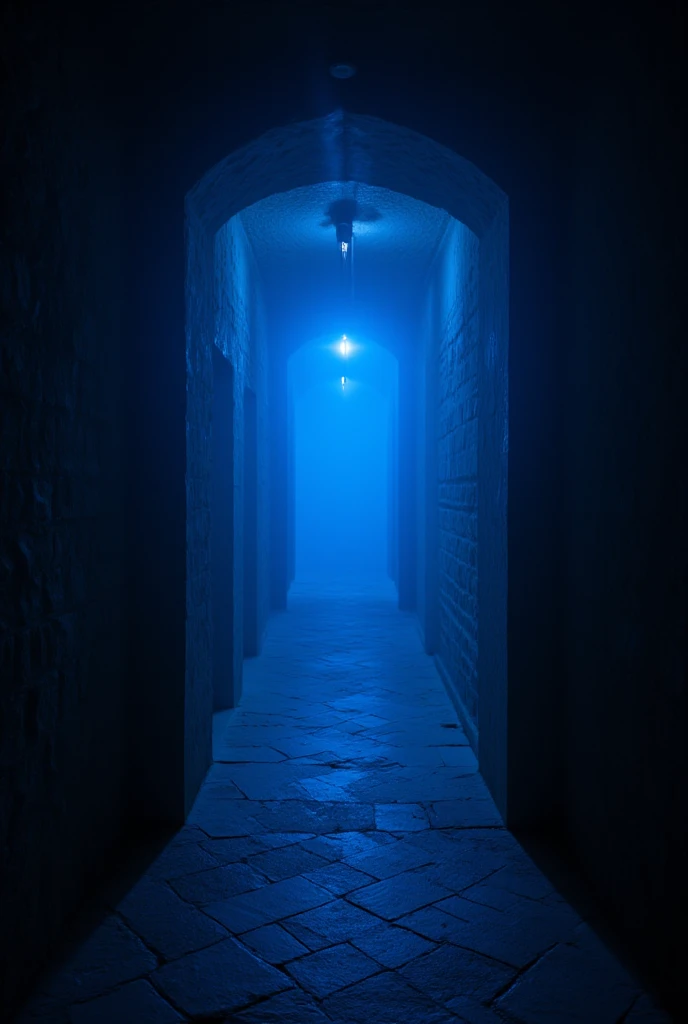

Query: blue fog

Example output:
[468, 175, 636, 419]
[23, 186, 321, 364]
[291, 340, 396, 583]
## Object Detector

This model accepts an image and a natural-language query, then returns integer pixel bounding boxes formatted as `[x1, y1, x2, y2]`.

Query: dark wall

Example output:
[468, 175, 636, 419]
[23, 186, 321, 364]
[388, 388, 399, 586]
[214, 217, 270, 698]
[0, 2, 126, 1011]
[211, 347, 235, 710]
[184, 204, 272, 784]
[415, 206, 509, 798]
[564, 14, 686, 1008]
[434, 223, 481, 729]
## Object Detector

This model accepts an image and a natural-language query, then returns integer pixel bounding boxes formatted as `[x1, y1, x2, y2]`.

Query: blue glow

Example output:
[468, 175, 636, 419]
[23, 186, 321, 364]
[290, 338, 396, 584]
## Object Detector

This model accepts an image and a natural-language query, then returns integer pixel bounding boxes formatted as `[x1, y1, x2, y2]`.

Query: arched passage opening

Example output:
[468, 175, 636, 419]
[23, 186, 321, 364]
[184, 110, 510, 822]
[288, 334, 398, 587]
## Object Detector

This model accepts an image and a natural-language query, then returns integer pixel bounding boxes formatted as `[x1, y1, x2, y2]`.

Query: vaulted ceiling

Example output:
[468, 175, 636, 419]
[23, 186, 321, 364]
[239, 181, 452, 352]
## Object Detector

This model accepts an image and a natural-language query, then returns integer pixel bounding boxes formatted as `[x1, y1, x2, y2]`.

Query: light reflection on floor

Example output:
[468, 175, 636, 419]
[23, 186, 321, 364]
[16, 582, 668, 1023]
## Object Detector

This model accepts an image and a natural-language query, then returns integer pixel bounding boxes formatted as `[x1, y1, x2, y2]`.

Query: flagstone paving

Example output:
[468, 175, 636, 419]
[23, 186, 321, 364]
[14, 581, 671, 1022]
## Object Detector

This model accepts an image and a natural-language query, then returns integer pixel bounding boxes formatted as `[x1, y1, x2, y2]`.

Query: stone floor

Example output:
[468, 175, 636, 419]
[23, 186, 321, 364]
[15, 581, 671, 1023]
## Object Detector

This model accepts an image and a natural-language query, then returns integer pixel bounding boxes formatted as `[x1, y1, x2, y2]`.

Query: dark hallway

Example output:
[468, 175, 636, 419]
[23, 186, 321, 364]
[1, 1, 686, 1021]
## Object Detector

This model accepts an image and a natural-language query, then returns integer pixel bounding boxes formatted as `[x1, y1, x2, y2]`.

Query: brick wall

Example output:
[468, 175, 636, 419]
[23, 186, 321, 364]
[0, 4, 126, 1012]
[421, 221, 481, 728]
[214, 216, 270, 695]
[183, 209, 270, 796]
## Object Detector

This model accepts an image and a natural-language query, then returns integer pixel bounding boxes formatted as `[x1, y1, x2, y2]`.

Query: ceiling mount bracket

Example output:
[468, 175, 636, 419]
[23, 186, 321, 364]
[329, 63, 357, 80]
[336, 221, 353, 247]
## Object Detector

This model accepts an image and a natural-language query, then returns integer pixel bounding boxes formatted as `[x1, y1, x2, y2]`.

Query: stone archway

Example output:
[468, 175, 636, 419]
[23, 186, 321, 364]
[184, 110, 509, 817]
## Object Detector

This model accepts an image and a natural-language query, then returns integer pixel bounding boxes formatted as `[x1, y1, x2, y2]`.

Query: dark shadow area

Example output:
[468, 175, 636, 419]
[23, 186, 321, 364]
[515, 828, 673, 1015]
[212, 348, 235, 711]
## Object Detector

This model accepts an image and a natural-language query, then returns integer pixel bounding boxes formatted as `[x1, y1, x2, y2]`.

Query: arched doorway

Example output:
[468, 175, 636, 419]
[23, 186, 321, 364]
[288, 335, 398, 587]
[184, 111, 509, 820]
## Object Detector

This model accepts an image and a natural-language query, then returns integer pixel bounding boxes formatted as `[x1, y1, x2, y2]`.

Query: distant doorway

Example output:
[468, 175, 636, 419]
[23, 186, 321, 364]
[295, 382, 388, 582]
[290, 338, 397, 586]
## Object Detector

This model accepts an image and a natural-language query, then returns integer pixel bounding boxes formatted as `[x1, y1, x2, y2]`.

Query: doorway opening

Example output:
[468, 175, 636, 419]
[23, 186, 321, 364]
[289, 337, 397, 590]
[186, 111, 509, 822]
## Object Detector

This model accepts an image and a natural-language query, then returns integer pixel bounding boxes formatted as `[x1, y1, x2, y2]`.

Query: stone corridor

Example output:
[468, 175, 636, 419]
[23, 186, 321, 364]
[16, 583, 670, 1023]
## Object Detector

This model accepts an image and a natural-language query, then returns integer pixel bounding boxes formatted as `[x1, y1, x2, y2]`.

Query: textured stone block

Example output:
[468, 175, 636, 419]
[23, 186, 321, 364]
[203, 875, 333, 932]
[351, 921, 437, 968]
[69, 980, 182, 1023]
[229, 988, 334, 1023]
[286, 941, 380, 997]
[322, 971, 462, 1024]
[170, 861, 266, 903]
[347, 872, 452, 920]
[241, 923, 310, 964]
[24, 917, 156, 1009]
[116, 878, 228, 960]
[496, 941, 640, 1022]
[399, 942, 515, 1004]
[152, 937, 293, 1018]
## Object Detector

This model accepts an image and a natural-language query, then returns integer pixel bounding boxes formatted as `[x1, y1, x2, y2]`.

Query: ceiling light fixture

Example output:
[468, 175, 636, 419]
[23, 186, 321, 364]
[336, 219, 354, 302]
[329, 63, 357, 80]
[336, 221, 353, 261]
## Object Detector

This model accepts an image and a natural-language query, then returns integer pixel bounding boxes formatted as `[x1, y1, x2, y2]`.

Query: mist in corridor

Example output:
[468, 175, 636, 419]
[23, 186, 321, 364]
[291, 341, 395, 584]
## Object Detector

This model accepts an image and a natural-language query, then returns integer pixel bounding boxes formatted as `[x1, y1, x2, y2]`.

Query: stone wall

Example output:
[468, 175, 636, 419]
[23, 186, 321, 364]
[419, 221, 481, 729]
[184, 207, 270, 777]
[183, 208, 270, 807]
[0, 3, 126, 1012]
[215, 217, 271, 692]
